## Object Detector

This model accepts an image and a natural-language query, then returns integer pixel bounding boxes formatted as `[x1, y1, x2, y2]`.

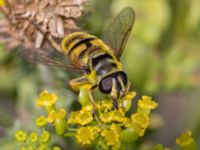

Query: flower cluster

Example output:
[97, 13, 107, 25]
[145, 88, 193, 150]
[15, 129, 60, 150]
[22, 89, 156, 150]
[176, 130, 197, 150]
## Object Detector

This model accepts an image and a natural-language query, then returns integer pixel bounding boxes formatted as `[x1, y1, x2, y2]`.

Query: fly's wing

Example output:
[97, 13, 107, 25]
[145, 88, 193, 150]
[19, 48, 82, 72]
[102, 7, 135, 59]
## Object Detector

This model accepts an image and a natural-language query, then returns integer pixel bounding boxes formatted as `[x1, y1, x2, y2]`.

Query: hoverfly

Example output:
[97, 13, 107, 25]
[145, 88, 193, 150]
[21, 7, 135, 109]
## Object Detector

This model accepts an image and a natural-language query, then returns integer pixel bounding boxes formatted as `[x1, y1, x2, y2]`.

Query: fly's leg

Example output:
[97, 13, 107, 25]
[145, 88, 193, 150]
[112, 98, 119, 110]
[69, 76, 91, 91]
[69, 76, 99, 120]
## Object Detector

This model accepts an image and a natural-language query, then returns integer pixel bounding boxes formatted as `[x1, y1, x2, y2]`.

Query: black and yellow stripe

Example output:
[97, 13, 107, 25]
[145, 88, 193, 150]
[61, 32, 122, 84]
[91, 52, 117, 76]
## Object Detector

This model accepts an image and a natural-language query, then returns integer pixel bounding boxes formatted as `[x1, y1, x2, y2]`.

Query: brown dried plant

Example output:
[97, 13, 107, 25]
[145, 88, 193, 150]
[0, 0, 89, 51]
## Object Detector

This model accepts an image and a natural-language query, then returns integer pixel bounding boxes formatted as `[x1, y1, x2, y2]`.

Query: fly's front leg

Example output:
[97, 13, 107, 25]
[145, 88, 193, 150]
[69, 76, 92, 91]
[69, 76, 97, 113]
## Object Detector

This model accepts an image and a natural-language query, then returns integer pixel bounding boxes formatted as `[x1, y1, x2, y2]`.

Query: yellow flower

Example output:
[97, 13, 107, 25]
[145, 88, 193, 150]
[29, 132, 38, 143]
[36, 90, 57, 107]
[68, 111, 79, 124]
[78, 110, 93, 125]
[138, 96, 158, 110]
[47, 109, 67, 135]
[131, 113, 149, 129]
[123, 113, 150, 136]
[68, 110, 93, 125]
[0, 0, 5, 6]
[97, 100, 113, 110]
[132, 123, 146, 137]
[123, 117, 131, 126]
[36, 116, 47, 127]
[40, 130, 50, 143]
[47, 109, 66, 123]
[123, 91, 136, 100]
[15, 130, 27, 142]
[99, 111, 113, 123]
[100, 109, 125, 123]
[76, 126, 100, 145]
[112, 109, 125, 122]
[101, 124, 121, 146]
[176, 130, 195, 147]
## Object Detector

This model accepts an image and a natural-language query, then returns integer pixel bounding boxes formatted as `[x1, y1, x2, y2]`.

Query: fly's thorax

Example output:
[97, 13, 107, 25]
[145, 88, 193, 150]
[88, 50, 122, 78]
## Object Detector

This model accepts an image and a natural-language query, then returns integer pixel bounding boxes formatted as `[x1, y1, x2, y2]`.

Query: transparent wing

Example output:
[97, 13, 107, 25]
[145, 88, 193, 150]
[102, 7, 135, 59]
[19, 48, 82, 72]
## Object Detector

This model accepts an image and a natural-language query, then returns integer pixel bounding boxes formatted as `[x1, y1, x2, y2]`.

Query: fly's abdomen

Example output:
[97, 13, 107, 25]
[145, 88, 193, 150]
[61, 32, 107, 69]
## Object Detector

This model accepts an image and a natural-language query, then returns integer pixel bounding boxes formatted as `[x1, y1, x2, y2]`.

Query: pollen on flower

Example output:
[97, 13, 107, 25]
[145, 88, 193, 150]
[36, 116, 47, 127]
[15, 130, 27, 142]
[36, 90, 58, 107]
[176, 130, 195, 147]
[47, 108, 66, 123]
[138, 96, 158, 110]
[75, 126, 100, 145]
[101, 124, 121, 146]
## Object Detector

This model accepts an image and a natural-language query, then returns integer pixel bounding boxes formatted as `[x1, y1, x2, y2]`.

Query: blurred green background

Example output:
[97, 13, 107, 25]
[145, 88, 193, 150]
[0, 0, 200, 149]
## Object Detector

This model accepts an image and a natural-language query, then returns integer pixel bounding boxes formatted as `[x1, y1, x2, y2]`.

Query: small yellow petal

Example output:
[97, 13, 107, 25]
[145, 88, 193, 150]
[131, 113, 149, 129]
[101, 125, 121, 146]
[176, 130, 195, 147]
[15, 130, 27, 142]
[47, 109, 66, 123]
[36, 116, 47, 127]
[123, 91, 136, 100]
[29, 132, 38, 143]
[138, 96, 158, 110]
[75, 126, 100, 145]
[68, 110, 93, 125]
[36, 90, 57, 107]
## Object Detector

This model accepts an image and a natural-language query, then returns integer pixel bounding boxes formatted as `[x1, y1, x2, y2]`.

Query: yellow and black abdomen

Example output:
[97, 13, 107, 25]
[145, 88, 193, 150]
[61, 32, 98, 68]
[61, 32, 122, 83]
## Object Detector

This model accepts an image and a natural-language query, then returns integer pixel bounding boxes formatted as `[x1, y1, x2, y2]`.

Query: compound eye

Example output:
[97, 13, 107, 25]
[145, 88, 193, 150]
[99, 76, 113, 94]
